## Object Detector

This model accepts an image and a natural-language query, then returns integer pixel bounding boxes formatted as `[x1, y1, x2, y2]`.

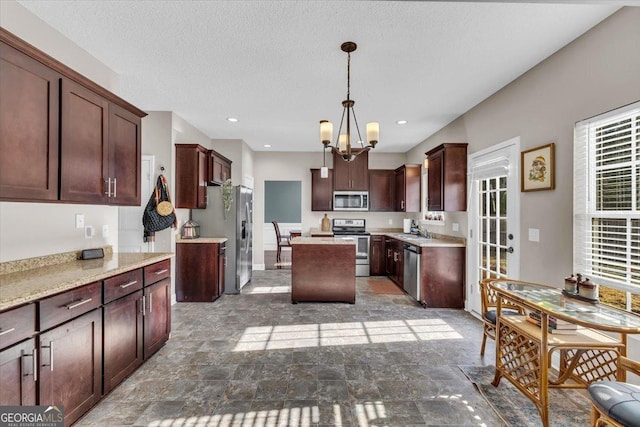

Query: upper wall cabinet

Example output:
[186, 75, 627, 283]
[333, 149, 369, 191]
[368, 169, 395, 212]
[0, 28, 146, 206]
[310, 169, 333, 211]
[425, 143, 468, 211]
[208, 150, 232, 186]
[176, 144, 209, 209]
[395, 165, 421, 212]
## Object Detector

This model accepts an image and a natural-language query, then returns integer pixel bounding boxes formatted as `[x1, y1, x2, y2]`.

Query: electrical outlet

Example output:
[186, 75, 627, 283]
[85, 225, 95, 239]
[388, 219, 393, 225]
[75, 214, 84, 229]
[102, 225, 109, 238]
[452, 223, 459, 232]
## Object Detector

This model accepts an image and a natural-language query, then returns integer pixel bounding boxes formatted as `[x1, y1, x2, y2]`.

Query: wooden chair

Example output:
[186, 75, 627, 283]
[589, 356, 640, 427]
[272, 221, 291, 263]
[479, 278, 525, 356]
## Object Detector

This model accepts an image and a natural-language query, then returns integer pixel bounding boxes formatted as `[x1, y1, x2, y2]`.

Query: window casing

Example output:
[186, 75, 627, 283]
[574, 102, 640, 308]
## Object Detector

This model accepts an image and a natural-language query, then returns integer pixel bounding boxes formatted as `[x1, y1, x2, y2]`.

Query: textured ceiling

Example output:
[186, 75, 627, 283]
[16, 1, 627, 153]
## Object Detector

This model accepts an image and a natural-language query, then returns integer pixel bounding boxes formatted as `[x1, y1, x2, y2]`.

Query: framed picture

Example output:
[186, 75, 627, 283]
[521, 143, 555, 192]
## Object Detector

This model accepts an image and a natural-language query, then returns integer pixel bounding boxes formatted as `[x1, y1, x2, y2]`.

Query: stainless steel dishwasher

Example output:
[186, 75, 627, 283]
[403, 243, 421, 301]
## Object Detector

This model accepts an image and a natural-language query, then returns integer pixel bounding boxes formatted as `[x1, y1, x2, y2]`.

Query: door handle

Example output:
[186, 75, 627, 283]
[506, 247, 514, 254]
[113, 178, 117, 198]
[104, 178, 112, 196]
[41, 342, 53, 371]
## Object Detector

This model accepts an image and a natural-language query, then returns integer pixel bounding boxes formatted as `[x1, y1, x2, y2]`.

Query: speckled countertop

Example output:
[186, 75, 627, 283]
[176, 237, 228, 244]
[290, 237, 356, 245]
[0, 252, 173, 311]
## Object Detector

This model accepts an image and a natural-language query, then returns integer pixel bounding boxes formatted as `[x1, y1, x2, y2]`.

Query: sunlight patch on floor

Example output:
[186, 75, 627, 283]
[233, 318, 463, 352]
[244, 285, 290, 294]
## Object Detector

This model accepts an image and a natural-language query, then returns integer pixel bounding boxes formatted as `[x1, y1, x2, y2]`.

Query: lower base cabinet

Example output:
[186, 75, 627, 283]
[420, 247, 465, 308]
[369, 235, 385, 276]
[144, 278, 171, 357]
[103, 290, 143, 394]
[0, 338, 36, 406]
[39, 309, 102, 427]
[176, 242, 224, 302]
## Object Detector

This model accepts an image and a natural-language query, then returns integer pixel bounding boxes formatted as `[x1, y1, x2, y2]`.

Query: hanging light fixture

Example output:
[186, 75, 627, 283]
[320, 41, 379, 164]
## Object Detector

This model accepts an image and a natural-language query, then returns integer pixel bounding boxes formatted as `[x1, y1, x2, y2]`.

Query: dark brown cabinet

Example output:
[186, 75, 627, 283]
[333, 150, 369, 190]
[369, 235, 386, 276]
[103, 268, 144, 394]
[385, 238, 404, 288]
[425, 143, 468, 211]
[39, 309, 102, 427]
[143, 260, 171, 358]
[176, 242, 225, 302]
[368, 170, 395, 212]
[176, 144, 208, 209]
[0, 339, 37, 406]
[420, 247, 465, 308]
[0, 40, 60, 201]
[395, 165, 421, 212]
[0, 28, 145, 206]
[209, 150, 232, 185]
[311, 169, 333, 211]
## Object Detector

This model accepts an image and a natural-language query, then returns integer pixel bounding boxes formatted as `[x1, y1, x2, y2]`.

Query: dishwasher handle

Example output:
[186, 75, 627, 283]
[403, 243, 421, 254]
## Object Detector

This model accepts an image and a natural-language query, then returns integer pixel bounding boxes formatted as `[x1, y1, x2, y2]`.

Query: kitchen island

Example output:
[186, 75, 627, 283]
[290, 237, 356, 303]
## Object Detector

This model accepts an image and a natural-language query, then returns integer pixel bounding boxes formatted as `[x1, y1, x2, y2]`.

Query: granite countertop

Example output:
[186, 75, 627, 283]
[290, 237, 356, 245]
[0, 252, 173, 311]
[385, 233, 466, 248]
[176, 237, 228, 244]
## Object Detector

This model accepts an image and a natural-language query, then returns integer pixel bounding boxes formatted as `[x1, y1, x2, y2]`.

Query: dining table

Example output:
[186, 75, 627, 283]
[486, 278, 640, 427]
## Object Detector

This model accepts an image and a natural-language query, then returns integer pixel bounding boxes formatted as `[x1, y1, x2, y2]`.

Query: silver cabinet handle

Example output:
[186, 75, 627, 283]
[113, 178, 117, 198]
[42, 342, 53, 371]
[32, 347, 38, 381]
[401, 200, 405, 209]
[104, 178, 112, 196]
[149, 293, 153, 313]
[66, 298, 92, 310]
[142, 295, 146, 316]
[120, 280, 138, 289]
[0, 327, 16, 336]
[155, 269, 168, 275]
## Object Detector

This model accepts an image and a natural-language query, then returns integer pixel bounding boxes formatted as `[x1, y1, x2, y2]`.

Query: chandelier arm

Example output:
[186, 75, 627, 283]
[350, 106, 365, 148]
[335, 105, 348, 147]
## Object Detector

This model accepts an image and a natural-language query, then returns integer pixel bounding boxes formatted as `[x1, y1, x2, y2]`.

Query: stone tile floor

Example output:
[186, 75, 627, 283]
[77, 270, 506, 426]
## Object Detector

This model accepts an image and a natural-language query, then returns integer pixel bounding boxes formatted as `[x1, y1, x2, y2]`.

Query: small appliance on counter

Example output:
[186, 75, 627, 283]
[403, 218, 411, 233]
[181, 219, 200, 239]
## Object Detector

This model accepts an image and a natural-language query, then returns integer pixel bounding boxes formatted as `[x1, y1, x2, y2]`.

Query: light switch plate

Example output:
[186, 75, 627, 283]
[528, 228, 540, 242]
[452, 223, 459, 232]
[75, 214, 84, 229]
[102, 225, 109, 238]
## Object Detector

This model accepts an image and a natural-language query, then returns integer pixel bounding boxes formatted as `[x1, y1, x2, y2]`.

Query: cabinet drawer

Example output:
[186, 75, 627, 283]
[103, 268, 143, 304]
[0, 304, 36, 350]
[39, 281, 102, 332]
[144, 260, 171, 286]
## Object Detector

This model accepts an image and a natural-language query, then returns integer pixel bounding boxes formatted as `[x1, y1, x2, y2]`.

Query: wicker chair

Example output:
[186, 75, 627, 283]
[588, 356, 640, 427]
[479, 278, 525, 356]
[272, 221, 291, 263]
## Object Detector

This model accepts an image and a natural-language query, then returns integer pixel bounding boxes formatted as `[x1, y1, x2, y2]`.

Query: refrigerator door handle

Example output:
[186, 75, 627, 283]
[241, 220, 246, 239]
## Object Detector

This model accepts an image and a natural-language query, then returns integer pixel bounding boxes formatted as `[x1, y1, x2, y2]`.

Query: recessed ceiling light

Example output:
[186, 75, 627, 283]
[263, 144, 271, 148]
[396, 120, 408, 125]
[226, 117, 238, 122]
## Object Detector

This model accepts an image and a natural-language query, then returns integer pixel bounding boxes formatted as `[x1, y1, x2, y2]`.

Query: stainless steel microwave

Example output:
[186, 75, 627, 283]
[333, 191, 369, 211]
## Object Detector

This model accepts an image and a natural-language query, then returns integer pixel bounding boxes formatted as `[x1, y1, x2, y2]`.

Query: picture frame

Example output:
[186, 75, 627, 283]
[521, 142, 555, 192]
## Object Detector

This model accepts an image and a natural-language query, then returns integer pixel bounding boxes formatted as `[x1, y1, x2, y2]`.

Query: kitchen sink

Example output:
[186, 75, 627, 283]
[398, 233, 432, 241]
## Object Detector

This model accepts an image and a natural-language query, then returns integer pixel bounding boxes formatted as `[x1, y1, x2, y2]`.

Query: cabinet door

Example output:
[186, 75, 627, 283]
[395, 167, 406, 211]
[103, 290, 143, 394]
[420, 247, 464, 308]
[144, 278, 171, 358]
[176, 144, 208, 209]
[349, 150, 369, 190]
[369, 170, 394, 211]
[369, 236, 385, 276]
[39, 309, 102, 427]
[108, 104, 141, 206]
[332, 152, 351, 190]
[0, 338, 36, 406]
[176, 243, 219, 302]
[218, 244, 226, 297]
[0, 42, 60, 201]
[385, 239, 395, 277]
[311, 169, 333, 211]
[427, 149, 444, 211]
[60, 78, 109, 203]
[197, 148, 208, 208]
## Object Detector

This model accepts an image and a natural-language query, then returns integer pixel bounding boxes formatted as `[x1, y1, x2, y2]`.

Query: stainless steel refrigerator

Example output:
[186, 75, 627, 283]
[192, 185, 252, 294]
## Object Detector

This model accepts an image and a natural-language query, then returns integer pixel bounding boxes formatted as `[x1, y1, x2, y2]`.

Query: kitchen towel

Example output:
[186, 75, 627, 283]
[142, 175, 177, 242]
[403, 218, 411, 233]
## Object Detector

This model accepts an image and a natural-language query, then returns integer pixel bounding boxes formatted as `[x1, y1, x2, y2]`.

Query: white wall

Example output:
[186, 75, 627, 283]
[407, 7, 640, 286]
[0, 1, 121, 262]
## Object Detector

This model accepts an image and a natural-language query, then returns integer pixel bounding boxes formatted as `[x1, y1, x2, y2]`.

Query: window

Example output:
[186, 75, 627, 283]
[574, 101, 640, 312]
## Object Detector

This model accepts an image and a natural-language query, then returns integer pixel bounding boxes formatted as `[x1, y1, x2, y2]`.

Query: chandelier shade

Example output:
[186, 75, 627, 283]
[320, 41, 378, 163]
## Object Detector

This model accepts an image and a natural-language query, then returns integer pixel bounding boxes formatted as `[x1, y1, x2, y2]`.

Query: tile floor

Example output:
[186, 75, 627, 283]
[77, 270, 506, 427]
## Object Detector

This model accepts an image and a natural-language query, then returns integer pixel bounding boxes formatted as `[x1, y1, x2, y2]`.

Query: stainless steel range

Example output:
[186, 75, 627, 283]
[332, 219, 370, 277]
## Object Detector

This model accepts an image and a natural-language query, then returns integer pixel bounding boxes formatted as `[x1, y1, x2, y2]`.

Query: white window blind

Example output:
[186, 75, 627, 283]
[574, 101, 640, 291]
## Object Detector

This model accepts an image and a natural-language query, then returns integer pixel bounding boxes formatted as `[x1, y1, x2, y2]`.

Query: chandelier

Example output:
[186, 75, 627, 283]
[320, 41, 379, 166]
